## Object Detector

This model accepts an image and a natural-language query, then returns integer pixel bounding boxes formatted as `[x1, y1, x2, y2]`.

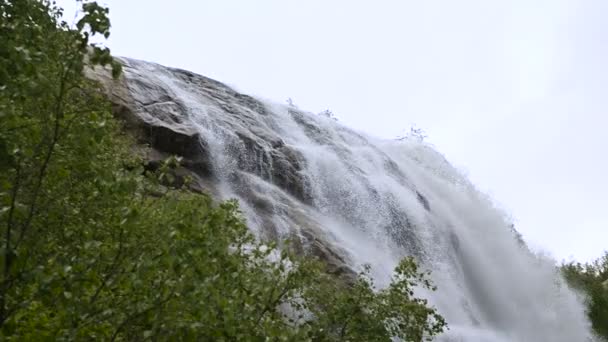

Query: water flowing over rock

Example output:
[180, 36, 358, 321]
[89, 58, 594, 341]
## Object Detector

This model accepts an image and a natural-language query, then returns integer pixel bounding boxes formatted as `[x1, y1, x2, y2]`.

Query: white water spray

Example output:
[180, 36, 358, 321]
[117, 58, 594, 341]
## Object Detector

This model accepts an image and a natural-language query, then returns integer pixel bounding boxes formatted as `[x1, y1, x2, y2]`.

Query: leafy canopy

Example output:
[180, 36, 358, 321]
[0, 1, 446, 340]
[562, 252, 608, 340]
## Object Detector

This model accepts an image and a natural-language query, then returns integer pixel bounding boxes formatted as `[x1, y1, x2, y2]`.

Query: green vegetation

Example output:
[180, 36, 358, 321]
[562, 252, 608, 340]
[0, 0, 446, 340]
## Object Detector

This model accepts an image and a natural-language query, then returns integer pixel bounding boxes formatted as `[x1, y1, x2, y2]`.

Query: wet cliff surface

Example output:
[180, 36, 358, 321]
[88, 58, 594, 341]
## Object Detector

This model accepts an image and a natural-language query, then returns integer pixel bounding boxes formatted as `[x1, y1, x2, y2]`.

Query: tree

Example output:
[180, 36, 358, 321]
[562, 252, 608, 340]
[304, 259, 446, 341]
[0, 1, 446, 340]
[0, 0, 121, 328]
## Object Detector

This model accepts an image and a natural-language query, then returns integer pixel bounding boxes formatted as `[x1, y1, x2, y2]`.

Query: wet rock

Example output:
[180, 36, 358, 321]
[86, 63, 211, 179]
[304, 230, 356, 283]
[416, 191, 431, 211]
[86, 58, 358, 280]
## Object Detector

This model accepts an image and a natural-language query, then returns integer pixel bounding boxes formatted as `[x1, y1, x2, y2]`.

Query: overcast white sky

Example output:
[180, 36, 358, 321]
[60, 0, 607, 262]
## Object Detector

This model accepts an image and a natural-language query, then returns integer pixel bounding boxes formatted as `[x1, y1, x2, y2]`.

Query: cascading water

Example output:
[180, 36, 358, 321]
[110, 58, 594, 341]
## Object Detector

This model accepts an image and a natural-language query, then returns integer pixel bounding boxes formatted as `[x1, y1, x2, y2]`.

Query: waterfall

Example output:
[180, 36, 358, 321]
[112, 57, 594, 341]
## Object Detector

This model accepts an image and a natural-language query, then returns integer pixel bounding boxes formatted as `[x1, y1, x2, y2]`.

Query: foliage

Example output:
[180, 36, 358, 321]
[562, 252, 608, 340]
[0, 0, 446, 340]
[1, 0, 122, 328]
[304, 260, 446, 341]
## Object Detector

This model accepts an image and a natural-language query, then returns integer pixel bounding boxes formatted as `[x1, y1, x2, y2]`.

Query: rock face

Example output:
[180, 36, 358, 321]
[88, 57, 596, 341]
[85, 57, 462, 280]
[87, 58, 351, 278]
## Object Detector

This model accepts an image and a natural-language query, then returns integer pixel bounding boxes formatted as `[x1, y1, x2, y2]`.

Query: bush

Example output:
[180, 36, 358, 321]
[0, 1, 446, 340]
[562, 252, 608, 340]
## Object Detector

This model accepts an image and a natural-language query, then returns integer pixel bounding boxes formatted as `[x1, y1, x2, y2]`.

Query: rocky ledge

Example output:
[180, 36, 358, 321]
[86, 58, 355, 280]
